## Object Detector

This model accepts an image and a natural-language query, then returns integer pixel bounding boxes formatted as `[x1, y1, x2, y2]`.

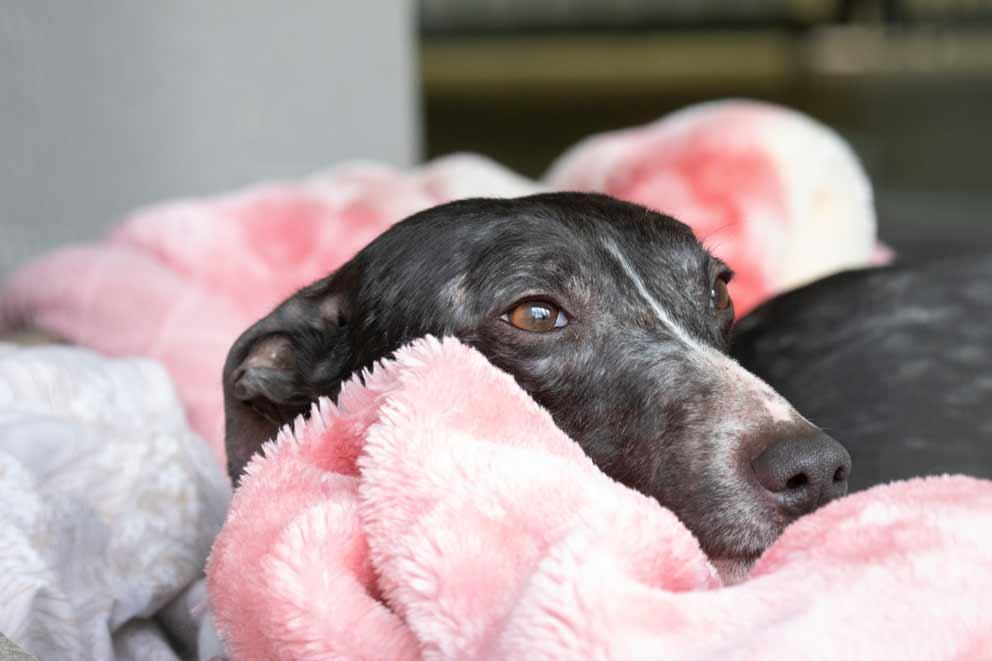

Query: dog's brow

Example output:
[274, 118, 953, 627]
[603, 239, 698, 348]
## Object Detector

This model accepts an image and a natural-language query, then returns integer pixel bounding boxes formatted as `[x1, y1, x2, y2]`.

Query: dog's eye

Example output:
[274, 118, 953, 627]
[711, 274, 732, 311]
[502, 300, 568, 332]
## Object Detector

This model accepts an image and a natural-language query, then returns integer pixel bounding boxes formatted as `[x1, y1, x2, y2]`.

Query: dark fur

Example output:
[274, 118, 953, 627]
[734, 255, 992, 491]
[224, 193, 850, 564]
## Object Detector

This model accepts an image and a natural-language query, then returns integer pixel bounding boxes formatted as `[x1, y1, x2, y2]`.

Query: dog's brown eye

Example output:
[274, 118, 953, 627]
[503, 301, 568, 332]
[711, 275, 732, 311]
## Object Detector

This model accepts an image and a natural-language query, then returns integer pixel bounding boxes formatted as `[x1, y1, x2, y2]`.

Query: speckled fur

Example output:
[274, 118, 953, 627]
[224, 192, 837, 561]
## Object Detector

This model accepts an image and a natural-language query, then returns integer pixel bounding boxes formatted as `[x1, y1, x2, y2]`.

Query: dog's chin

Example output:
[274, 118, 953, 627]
[711, 556, 758, 585]
[699, 517, 784, 585]
[700, 530, 776, 586]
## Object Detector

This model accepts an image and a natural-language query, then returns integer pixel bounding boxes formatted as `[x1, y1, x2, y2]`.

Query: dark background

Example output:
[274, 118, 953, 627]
[4, 2, 990, 274]
[420, 0, 992, 260]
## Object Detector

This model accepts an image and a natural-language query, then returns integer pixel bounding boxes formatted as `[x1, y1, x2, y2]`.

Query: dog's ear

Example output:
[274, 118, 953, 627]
[222, 272, 356, 484]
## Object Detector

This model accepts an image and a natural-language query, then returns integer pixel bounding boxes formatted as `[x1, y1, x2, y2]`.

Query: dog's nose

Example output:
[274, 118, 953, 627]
[752, 430, 851, 517]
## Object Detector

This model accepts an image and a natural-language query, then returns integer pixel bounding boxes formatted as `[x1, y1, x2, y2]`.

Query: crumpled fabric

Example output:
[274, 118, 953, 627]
[0, 344, 230, 661]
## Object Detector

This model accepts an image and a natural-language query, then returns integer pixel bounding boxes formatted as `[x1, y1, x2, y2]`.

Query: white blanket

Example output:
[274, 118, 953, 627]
[0, 344, 230, 660]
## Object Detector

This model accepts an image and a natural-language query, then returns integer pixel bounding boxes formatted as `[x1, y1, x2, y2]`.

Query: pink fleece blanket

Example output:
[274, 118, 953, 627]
[0, 100, 883, 467]
[207, 337, 992, 660]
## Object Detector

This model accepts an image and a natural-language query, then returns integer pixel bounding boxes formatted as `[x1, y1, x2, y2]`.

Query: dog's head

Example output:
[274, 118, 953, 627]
[224, 192, 850, 573]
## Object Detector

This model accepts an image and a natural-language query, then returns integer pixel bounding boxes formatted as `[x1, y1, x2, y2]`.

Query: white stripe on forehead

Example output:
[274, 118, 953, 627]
[603, 238, 801, 425]
[603, 238, 700, 348]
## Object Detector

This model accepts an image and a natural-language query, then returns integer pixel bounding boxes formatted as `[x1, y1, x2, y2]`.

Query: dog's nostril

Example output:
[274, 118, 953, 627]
[751, 429, 852, 516]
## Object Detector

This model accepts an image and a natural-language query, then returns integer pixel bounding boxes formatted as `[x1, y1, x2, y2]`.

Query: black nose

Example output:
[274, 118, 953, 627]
[752, 430, 851, 517]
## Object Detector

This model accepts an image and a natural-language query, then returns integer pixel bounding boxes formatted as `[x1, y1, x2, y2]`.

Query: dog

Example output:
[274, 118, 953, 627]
[223, 192, 851, 577]
[733, 255, 992, 491]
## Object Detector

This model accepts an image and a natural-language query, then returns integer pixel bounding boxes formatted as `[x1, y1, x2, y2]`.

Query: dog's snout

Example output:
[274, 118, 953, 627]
[752, 430, 851, 517]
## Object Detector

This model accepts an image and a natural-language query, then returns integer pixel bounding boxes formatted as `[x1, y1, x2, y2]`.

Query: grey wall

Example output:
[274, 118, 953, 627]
[0, 2, 418, 276]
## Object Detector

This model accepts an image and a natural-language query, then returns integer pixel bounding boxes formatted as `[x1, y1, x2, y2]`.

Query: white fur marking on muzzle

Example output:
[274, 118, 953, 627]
[605, 238, 800, 425]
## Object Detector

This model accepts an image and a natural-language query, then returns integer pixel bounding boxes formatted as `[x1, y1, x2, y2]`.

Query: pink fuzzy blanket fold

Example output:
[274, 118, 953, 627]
[206, 337, 992, 660]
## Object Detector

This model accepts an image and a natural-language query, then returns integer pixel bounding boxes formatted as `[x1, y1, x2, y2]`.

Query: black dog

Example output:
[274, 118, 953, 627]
[734, 255, 992, 491]
[223, 192, 850, 575]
